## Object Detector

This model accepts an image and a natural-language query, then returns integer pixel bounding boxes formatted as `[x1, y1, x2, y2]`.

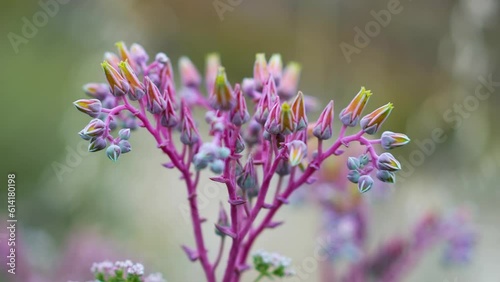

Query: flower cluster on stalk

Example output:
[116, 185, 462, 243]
[70, 260, 166, 282]
[73, 42, 411, 281]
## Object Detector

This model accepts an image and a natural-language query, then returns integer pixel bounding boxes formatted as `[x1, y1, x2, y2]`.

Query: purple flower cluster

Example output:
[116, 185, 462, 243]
[311, 159, 475, 282]
[73, 42, 410, 282]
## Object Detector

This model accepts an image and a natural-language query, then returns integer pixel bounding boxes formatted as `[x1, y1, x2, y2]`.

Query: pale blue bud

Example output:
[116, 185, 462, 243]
[118, 140, 131, 154]
[376, 170, 396, 183]
[210, 159, 225, 174]
[357, 175, 374, 193]
[347, 170, 361, 183]
[347, 157, 360, 170]
[106, 145, 121, 162]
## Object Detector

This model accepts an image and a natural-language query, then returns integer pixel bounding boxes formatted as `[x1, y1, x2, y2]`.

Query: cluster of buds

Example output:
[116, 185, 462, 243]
[86, 260, 166, 282]
[252, 250, 295, 279]
[73, 43, 410, 282]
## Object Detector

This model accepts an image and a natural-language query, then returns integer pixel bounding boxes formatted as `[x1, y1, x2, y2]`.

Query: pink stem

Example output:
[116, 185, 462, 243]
[120, 99, 215, 282]
[233, 130, 376, 281]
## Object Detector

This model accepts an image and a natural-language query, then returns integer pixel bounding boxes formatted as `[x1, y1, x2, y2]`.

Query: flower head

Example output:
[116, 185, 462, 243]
[360, 102, 394, 135]
[179, 56, 201, 87]
[268, 54, 283, 84]
[278, 62, 301, 99]
[80, 119, 106, 138]
[145, 77, 167, 114]
[288, 140, 307, 167]
[205, 53, 221, 92]
[229, 84, 250, 126]
[377, 152, 401, 171]
[73, 99, 102, 118]
[118, 60, 144, 100]
[357, 175, 374, 193]
[253, 53, 269, 89]
[210, 67, 234, 110]
[313, 100, 334, 140]
[180, 106, 200, 146]
[101, 60, 130, 96]
[83, 83, 110, 100]
[381, 131, 411, 150]
[339, 86, 372, 127]
[291, 91, 307, 131]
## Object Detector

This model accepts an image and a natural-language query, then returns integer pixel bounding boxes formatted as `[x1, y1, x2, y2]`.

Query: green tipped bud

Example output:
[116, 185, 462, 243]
[106, 145, 121, 162]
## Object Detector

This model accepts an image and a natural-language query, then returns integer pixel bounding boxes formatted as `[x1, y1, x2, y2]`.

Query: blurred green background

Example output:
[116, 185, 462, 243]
[1, 0, 499, 281]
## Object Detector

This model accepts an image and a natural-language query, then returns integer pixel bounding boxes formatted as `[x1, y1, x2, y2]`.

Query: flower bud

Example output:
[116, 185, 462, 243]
[237, 157, 258, 190]
[145, 77, 167, 114]
[288, 140, 307, 167]
[312, 100, 334, 140]
[217, 146, 231, 159]
[180, 107, 200, 146]
[118, 60, 144, 101]
[193, 153, 209, 170]
[210, 67, 234, 111]
[241, 78, 256, 98]
[253, 53, 269, 90]
[291, 91, 308, 131]
[339, 87, 372, 127]
[81, 119, 106, 138]
[254, 86, 274, 125]
[83, 83, 110, 100]
[381, 131, 410, 150]
[179, 56, 202, 87]
[78, 130, 92, 140]
[376, 170, 396, 183]
[275, 159, 291, 176]
[268, 54, 283, 84]
[357, 175, 374, 193]
[101, 61, 130, 97]
[377, 152, 401, 171]
[115, 41, 138, 71]
[279, 102, 295, 135]
[215, 203, 230, 237]
[88, 137, 107, 152]
[347, 157, 360, 170]
[264, 99, 281, 135]
[130, 43, 149, 66]
[160, 95, 178, 128]
[118, 140, 132, 154]
[205, 53, 221, 93]
[106, 144, 121, 162]
[347, 170, 361, 183]
[244, 120, 262, 146]
[73, 99, 102, 118]
[360, 103, 394, 135]
[103, 52, 120, 68]
[118, 128, 131, 140]
[210, 159, 225, 174]
[278, 62, 301, 99]
[235, 134, 246, 153]
[359, 154, 370, 166]
[230, 84, 250, 126]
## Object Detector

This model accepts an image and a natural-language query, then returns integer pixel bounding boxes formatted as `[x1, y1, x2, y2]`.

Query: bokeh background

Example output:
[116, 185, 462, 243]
[1, 0, 499, 281]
